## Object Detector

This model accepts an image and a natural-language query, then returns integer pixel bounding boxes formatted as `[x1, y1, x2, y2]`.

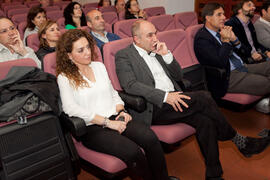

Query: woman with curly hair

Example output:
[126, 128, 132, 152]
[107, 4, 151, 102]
[56, 29, 176, 180]
[63, 2, 87, 29]
[36, 20, 61, 67]
[24, 6, 47, 45]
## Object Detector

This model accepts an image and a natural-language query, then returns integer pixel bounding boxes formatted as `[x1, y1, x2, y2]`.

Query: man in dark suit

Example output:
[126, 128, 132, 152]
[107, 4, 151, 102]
[115, 19, 270, 180]
[194, 2, 270, 113]
[225, 0, 270, 63]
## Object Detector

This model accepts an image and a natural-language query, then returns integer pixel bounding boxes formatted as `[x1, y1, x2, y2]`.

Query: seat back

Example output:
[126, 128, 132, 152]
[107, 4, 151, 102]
[7, 7, 29, 18]
[18, 21, 27, 40]
[44, 5, 61, 12]
[47, 10, 63, 21]
[83, 2, 98, 9]
[105, 22, 112, 33]
[43, 46, 102, 76]
[148, 14, 175, 32]
[99, 5, 116, 13]
[12, 13, 27, 26]
[174, 11, 198, 30]
[157, 29, 196, 68]
[143, 6, 165, 17]
[57, 17, 65, 29]
[25, 1, 40, 8]
[0, 58, 37, 80]
[185, 24, 204, 64]
[113, 19, 138, 38]
[118, 10, 125, 20]
[82, 6, 96, 15]
[4, 4, 26, 14]
[1, 2, 22, 10]
[103, 11, 118, 25]
[103, 37, 133, 90]
[0, 10, 4, 17]
[26, 33, 39, 52]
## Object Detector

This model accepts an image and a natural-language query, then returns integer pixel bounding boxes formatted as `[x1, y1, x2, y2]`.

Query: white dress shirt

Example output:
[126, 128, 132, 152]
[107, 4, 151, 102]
[0, 43, 41, 68]
[57, 62, 124, 126]
[133, 43, 175, 102]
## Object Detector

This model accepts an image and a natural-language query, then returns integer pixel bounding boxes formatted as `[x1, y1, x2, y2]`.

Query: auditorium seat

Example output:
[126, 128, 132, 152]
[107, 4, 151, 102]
[143, 6, 165, 17]
[113, 19, 138, 38]
[56, 17, 65, 29]
[47, 10, 63, 21]
[26, 33, 39, 52]
[99, 5, 117, 13]
[102, 38, 196, 145]
[18, 21, 27, 40]
[83, 2, 98, 9]
[7, 7, 29, 18]
[103, 11, 118, 25]
[11, 13, 27, 26]
[148, 14, 175, 32]
[174, 11, 198, 30]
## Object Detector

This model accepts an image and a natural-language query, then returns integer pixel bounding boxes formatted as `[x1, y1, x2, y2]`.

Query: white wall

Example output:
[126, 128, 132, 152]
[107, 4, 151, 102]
[138, 0, 195, 14]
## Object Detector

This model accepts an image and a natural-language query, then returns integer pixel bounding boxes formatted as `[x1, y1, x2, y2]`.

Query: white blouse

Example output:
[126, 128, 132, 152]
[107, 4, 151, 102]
[57, 62, 124, 126]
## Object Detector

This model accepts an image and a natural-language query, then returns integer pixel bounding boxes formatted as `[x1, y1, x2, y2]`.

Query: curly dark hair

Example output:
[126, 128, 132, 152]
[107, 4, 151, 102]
[125, 0, 138, 19]
[56, 29, 97, 88]
[26, 6, 47, 31]
[63, 2, 87, 27]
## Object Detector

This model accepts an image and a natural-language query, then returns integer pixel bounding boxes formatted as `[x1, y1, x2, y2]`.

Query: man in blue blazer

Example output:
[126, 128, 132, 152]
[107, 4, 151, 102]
[86, 10, 120, 49]
[194, 2, 270, 107]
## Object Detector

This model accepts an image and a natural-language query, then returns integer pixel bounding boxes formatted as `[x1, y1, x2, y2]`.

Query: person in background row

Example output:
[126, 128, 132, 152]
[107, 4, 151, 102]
[125, 0, 147, 20]
[56, 29, 179, 180]
[0, 17, 41, 68]
[39, 0, 50, 8]
[24, 6, 47, 45]
[98, 0, 111, 8]
[254, 2, 270, 49]
[86, 10, 120, 49]
[64, 2, 87, 30]
[36, 20, 61, 68]
[225, 0, 270, 63]
[115, 0, 125, 14]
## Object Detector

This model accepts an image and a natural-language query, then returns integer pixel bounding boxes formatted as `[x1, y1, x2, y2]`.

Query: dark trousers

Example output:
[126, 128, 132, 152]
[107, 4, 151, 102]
[152, 91, 237, 178]
[81, 120, 170, 180]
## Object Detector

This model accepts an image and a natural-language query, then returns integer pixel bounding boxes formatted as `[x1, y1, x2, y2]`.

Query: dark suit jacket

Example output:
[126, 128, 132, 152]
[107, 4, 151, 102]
[115, 44, 182, 125]
[194, 26, 232, 98]
[225, 16, 267, 63]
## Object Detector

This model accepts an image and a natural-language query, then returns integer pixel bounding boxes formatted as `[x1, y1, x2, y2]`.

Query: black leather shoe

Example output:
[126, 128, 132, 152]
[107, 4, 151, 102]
[206, 177, 224, 180]
[239, 136, 270, 157]
[169, 176, 180, 180]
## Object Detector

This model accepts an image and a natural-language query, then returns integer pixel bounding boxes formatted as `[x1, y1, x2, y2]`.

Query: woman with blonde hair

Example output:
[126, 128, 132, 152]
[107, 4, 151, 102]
[56, 29, 177, 180]
[36, 20, 61, 67]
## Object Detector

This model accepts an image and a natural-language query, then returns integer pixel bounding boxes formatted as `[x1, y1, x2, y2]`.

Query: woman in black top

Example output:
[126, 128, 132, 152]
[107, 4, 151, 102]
[125, 0, 147, 20]
[36, 20, 61, 69]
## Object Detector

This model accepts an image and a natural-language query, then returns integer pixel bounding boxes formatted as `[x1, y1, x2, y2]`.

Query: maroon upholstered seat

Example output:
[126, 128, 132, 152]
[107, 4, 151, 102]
[83, 2, 98, 9]
[174, 11, 198, 30]
[47, 10, 63, 21]
[103, 11, 118, 25]
[7, 7, 29, 18]
[102, 38, 195, 144]
[113, 19, 138, 38]
[18, 21, 27, 40]
[148, 14, 175, 32]
[99, 5, 117, 13]
[11, 13, 27, 26]
[143, 6, 165, 17]
[26, 33, 39, 52]
[56, 17, 65, 29]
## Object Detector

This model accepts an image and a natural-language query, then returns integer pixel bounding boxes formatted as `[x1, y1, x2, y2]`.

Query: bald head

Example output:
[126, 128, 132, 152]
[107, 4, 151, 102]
[86, 10, 105, 33]
[132, 20, 157, 53]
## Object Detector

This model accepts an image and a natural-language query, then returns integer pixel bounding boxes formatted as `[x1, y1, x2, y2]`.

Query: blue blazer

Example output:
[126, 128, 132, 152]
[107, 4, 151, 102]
[91, 32, 120, 49]
[194, 26, 232, 98]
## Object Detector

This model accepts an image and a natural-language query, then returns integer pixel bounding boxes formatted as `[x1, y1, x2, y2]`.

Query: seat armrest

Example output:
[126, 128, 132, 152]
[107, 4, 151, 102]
[204, 66, 226, 80]
[177, 78, 192, 91]
[60, 112, 87, 139]
[118, 91, 146, 113]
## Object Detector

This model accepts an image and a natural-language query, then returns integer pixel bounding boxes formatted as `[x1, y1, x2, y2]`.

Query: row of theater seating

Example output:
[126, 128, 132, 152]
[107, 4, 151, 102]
[0, 24, 263, 180]
[22, 10, 198, 43]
